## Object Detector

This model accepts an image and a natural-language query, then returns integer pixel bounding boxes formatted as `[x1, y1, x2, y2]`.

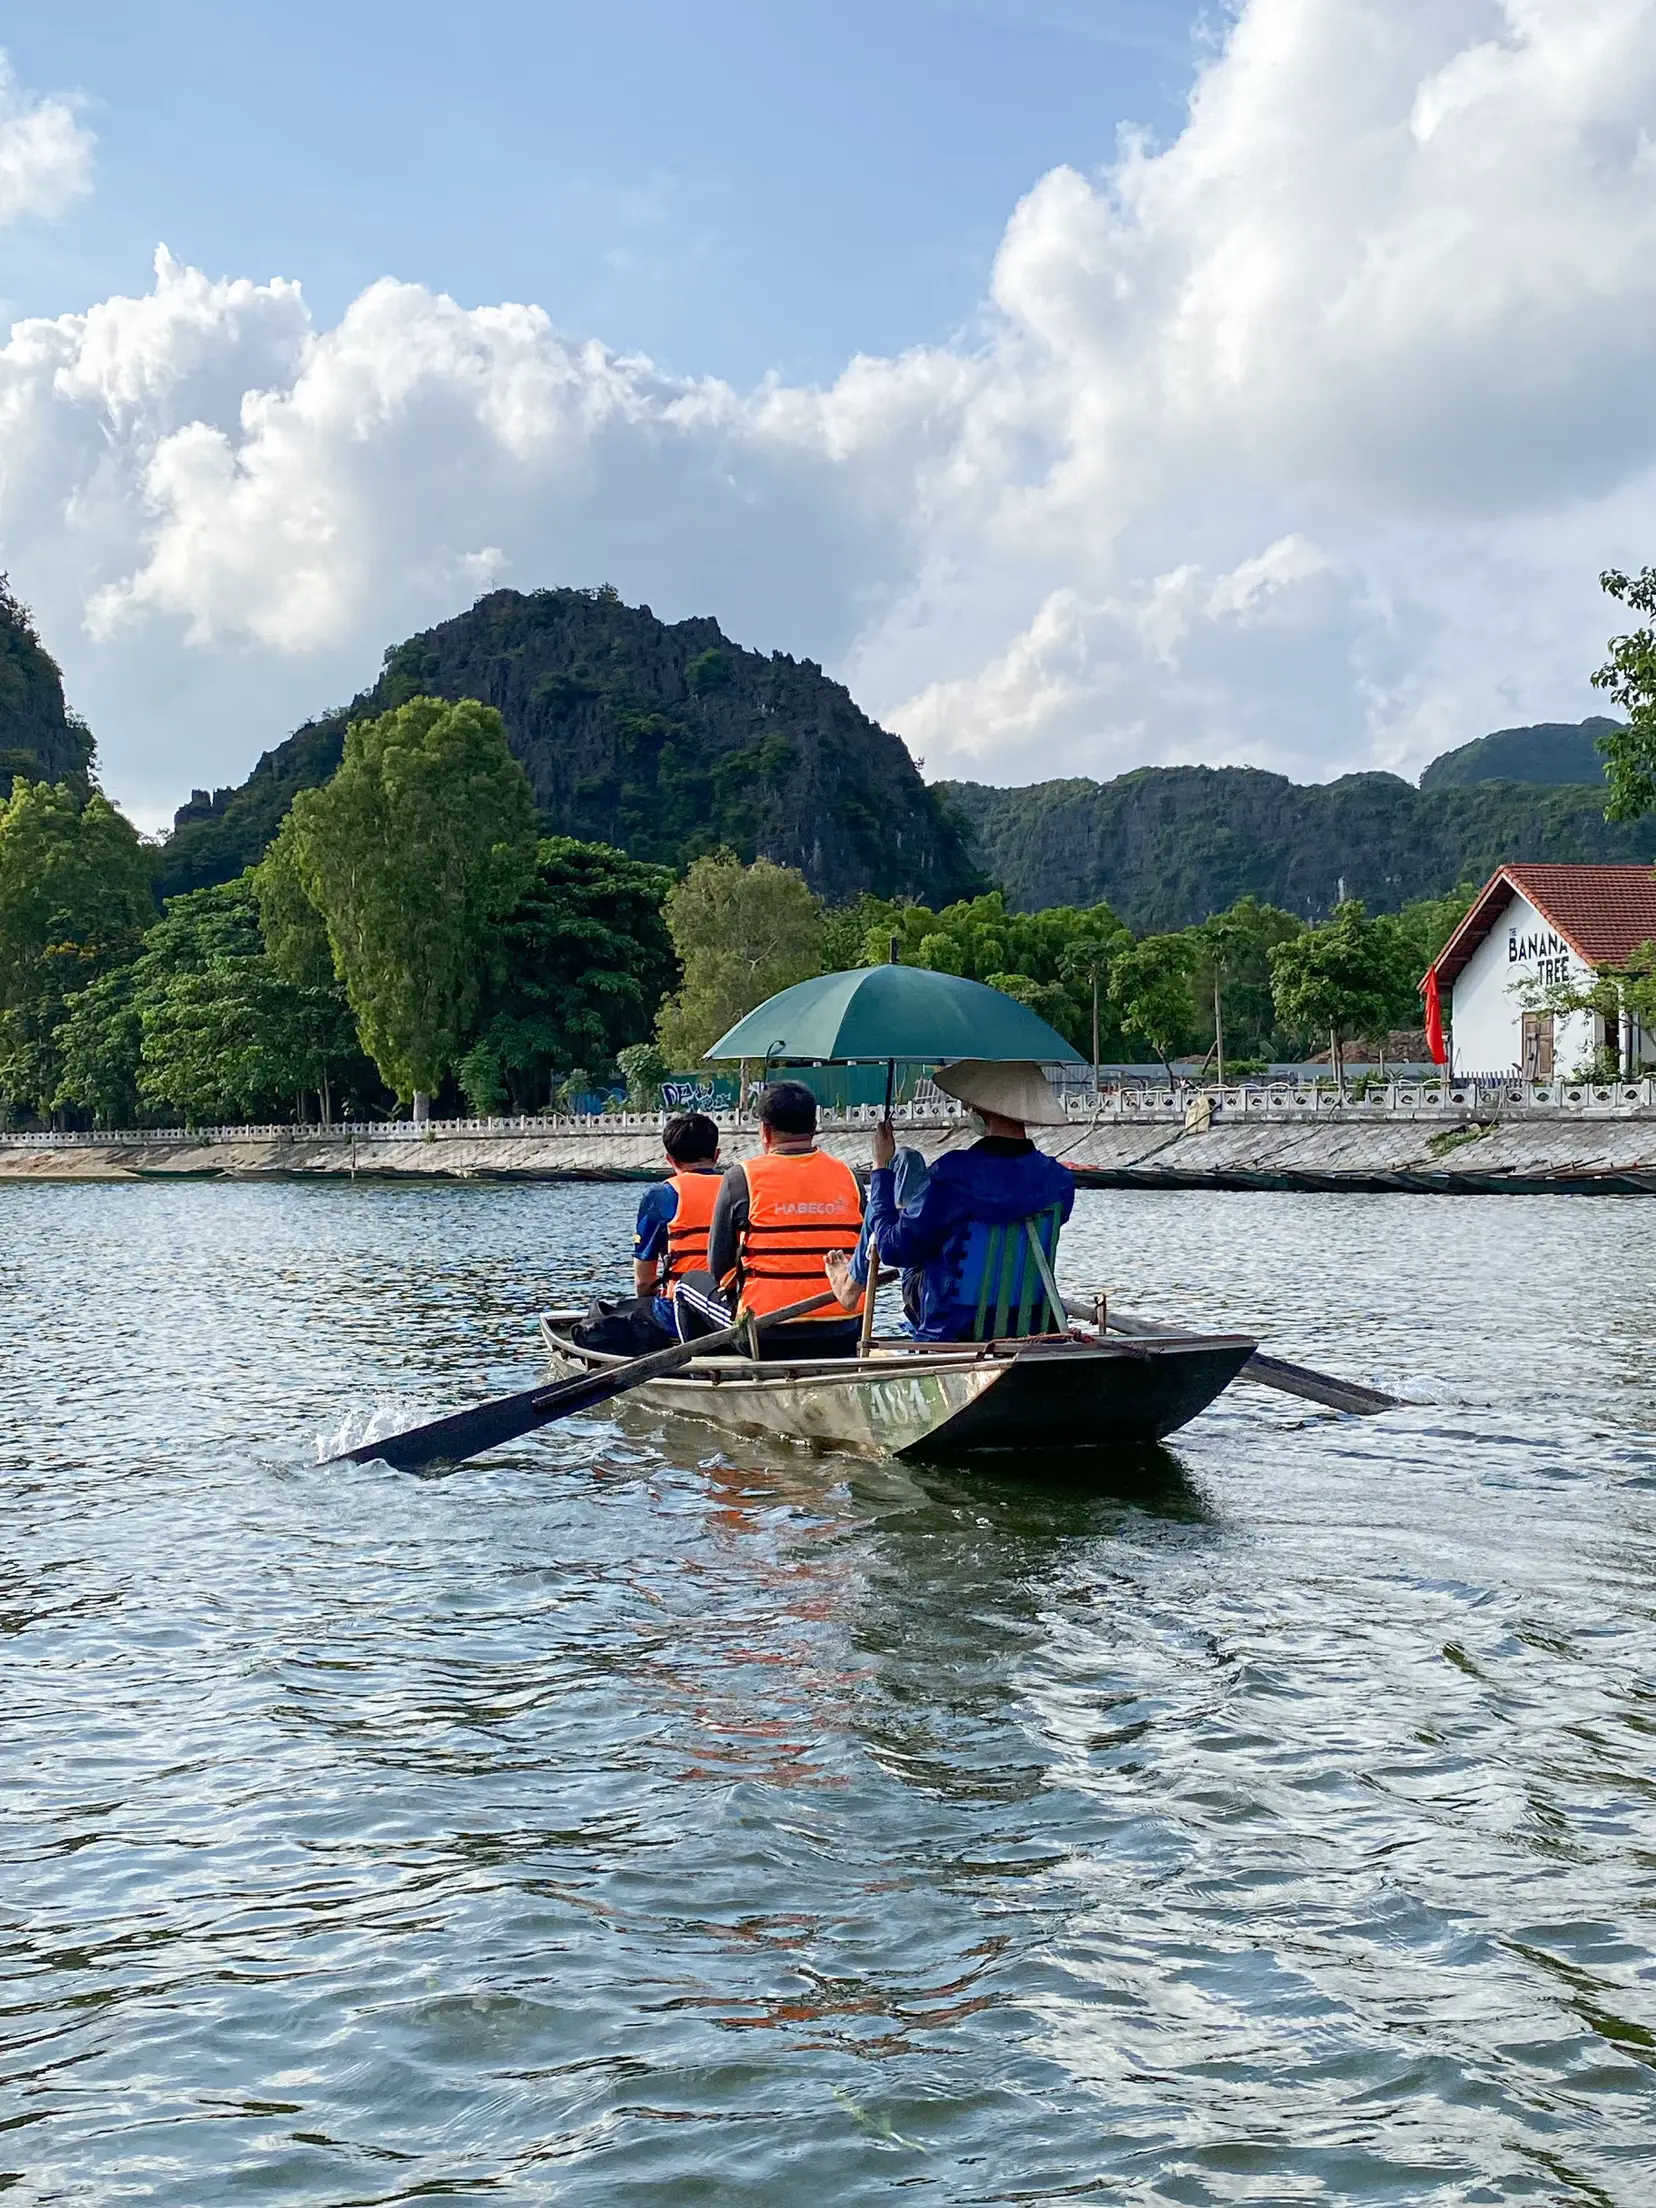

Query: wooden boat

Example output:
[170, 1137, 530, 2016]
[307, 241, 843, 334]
[538, 1311, 1256, 1462]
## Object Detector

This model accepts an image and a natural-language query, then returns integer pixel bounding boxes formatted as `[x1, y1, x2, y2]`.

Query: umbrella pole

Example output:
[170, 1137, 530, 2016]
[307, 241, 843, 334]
[858, 1056, 895, 1357]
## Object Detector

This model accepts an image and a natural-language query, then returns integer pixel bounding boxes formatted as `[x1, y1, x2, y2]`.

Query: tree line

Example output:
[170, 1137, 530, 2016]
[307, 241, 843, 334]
[7, 547, 1656, 1131]
[0, 692, 1480, 1131]
[1, 699, 676, 1128]
[645, 865, 1474, 1089]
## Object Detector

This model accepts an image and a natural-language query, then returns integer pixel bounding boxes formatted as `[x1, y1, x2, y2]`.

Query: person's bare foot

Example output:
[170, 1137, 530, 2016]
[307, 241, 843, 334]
[824, 1249, 861, 1310]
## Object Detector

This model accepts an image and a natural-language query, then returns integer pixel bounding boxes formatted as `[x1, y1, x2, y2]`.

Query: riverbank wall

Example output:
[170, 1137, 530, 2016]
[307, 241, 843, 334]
[9, 1080, 1656, 1193]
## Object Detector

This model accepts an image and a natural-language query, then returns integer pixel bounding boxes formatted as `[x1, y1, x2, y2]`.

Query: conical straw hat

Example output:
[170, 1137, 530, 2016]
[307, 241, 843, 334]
[933, 1058, 1068, 1126]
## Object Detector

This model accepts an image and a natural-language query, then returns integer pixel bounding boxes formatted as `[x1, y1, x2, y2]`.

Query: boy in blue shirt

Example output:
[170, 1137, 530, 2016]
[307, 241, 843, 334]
[633, 1111, 723, 1334]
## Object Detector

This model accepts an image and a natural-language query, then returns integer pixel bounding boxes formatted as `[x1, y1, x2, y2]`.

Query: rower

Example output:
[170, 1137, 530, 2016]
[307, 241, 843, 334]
[675, 1079, 866, 1359]
[829, 1058, 1074, 1343]
[633, 1111, 724, 1335]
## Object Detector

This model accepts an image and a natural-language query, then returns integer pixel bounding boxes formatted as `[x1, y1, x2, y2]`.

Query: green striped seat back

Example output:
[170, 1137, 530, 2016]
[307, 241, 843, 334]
[968, 1204, 1065, 1341]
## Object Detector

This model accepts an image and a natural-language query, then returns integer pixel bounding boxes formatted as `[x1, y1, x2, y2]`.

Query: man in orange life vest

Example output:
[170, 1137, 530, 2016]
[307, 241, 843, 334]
[674, 1079, 867, 1359]
[631, 1110, 726, 1338]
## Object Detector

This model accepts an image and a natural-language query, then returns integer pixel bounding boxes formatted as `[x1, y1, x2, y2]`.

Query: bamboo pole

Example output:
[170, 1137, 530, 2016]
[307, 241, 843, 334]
[1213, 970, 1224, 1092]
[857, 936, 904, 1356]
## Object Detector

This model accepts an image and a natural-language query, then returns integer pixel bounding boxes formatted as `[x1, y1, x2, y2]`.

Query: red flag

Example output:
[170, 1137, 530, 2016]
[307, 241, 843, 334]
[1423, 965, 1447, 1066]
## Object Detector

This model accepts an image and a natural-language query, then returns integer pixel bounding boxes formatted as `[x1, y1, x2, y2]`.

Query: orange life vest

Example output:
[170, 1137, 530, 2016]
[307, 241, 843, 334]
[662, 1166, 722, 1297]
[730, 1148, 865, 1321]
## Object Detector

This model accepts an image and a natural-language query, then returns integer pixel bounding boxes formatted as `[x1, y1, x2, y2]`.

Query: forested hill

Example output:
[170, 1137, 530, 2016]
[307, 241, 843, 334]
[1418, 717, 1616, 789]
[940, 761, 1656, 933]
[157, 587, 980, 905]
[0, 579, 94, 795]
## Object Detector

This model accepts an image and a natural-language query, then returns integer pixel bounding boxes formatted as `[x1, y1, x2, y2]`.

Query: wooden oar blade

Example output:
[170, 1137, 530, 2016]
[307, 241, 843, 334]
[325, 1362, 665, 1472]
[322, 1280, 865, 1472]
[1063, 1294, 1406, 1417]
[327, 1379, 561, 1471]
[1237, 1350, 1404, 1417]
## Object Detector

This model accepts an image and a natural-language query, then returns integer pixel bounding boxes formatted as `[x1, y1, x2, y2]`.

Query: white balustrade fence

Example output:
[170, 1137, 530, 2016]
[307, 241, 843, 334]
[6, 1076, 1656, 1146]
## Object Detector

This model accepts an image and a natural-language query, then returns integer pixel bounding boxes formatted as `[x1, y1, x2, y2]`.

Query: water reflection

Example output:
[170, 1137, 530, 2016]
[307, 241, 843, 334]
[893, 1441, 1214, 1525]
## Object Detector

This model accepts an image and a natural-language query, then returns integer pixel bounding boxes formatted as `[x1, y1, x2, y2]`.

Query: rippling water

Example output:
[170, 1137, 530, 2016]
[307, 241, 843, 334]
[5, 1179, 1656, 2204]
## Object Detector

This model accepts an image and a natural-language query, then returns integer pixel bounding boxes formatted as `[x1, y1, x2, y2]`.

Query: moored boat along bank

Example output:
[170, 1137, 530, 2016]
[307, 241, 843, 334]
[9, 1080, 1656, 1192]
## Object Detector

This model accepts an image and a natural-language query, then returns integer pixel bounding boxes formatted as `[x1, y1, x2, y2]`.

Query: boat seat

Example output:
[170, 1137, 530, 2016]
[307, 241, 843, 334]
[966, 1204, 1066, 1342]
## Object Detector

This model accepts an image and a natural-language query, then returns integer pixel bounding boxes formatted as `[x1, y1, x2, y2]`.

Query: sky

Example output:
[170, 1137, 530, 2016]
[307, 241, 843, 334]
[1, 0, 1654, 831]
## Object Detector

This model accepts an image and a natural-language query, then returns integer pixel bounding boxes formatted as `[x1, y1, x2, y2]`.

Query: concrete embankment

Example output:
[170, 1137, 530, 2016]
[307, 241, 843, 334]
[1058, 1114, 1656, 1194]
[6, 1108, 1656, 1192]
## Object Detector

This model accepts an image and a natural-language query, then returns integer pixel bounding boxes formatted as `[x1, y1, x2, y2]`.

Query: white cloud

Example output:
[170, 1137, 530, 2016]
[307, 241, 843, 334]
[872, 0, 1656, 779]
[893, 538, 1393, 783]
[0, 53, 92, 228]
[3, 0, 1656, 828]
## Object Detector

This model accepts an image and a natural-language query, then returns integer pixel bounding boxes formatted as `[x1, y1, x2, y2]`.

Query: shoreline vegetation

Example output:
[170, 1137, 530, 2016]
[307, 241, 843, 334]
[5, 567, 1656, 1140]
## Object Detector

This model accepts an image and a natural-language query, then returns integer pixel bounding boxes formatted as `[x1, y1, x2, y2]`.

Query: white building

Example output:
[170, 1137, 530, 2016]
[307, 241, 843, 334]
[1432, 864, 1656, 1077]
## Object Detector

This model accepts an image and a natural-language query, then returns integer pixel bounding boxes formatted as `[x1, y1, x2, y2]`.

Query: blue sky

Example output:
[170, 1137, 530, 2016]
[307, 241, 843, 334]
[4, 1, 1201, 386]
[1, 1, 1650, 825]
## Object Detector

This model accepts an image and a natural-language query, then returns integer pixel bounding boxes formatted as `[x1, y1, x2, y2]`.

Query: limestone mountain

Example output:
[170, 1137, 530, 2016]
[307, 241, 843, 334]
[0, 579, 95, 796]
[1417, 717, 1618, 789]
[942, 761, 1656, 933]
[157, 587, 980, 905]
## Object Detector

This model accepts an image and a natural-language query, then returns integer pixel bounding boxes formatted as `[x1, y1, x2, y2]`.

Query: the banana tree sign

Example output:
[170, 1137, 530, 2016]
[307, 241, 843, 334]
[1507, 924, 1573, 989]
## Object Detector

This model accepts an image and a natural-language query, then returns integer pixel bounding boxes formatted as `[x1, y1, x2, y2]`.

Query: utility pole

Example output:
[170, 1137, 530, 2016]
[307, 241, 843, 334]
[1213, 968, 1224, 1091]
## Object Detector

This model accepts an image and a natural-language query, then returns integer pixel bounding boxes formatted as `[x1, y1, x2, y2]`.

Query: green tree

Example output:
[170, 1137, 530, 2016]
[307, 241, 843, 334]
[57, 878, 268, 1128]
[1108, 933, 1199, 1087]
[1392, 883, 1479, 973]
[286, 696, 537, 1117]
[53, 877, 373, 1128]
[555, 1065, 594, 1113]
[52, 965, 144, 1126]
[617, 1041, 671, 1107]
[1058, 926, 1131, 1073]
[455, 1038, 511, 1117]
[982, 969, 1080, 1040]
[854, 888, 1129, 1057]
[463, 838, 677, 1112]
[0, 779, 154, 1118]
[1268, 900, 1420, 1085]
[138, 958, 352, 1126]
[1192, 897, 1305, 1068]
[253, 813, 338, 991]
[820, 893, 890, 972]
[1594, 567, 1656, 821]
[655, 850, 824, 1065]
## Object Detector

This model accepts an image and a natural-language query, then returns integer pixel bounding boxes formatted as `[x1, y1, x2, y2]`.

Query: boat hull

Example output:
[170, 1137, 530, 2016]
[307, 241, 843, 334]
[538, 1316, 1254, 1462]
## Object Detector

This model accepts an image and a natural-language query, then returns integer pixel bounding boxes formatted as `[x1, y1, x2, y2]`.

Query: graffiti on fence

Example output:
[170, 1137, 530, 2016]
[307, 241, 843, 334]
[660, 1078, 737, 1112]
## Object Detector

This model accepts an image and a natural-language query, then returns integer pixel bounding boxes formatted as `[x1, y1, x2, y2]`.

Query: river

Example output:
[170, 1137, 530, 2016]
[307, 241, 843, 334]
[5, 1180, 1655, 2204]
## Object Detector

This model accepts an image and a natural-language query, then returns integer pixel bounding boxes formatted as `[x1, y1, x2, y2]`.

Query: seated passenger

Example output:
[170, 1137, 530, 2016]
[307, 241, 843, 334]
[674, 1079, 867, 1359]
[633, 1110, 725, 1334]
[830, 1059, 1074, 1343]
[575, 1110, 724, 1356]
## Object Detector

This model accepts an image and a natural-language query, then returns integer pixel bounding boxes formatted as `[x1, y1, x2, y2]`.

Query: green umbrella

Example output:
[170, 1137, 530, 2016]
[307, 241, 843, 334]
[705, 965, 1083, 1065]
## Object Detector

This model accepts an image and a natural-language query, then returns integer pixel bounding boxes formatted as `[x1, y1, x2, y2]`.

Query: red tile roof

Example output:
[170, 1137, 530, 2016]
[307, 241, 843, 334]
[1432, 863, 1656, 987]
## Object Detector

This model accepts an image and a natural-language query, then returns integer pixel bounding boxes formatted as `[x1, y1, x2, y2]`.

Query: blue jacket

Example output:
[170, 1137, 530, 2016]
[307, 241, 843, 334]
[865, 1139, 1075, 1342]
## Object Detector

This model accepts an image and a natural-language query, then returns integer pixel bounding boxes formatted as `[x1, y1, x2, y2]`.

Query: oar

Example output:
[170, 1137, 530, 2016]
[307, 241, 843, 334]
[1060, 1295, 1405, 1416]
[325, 1284, 858, 1473]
